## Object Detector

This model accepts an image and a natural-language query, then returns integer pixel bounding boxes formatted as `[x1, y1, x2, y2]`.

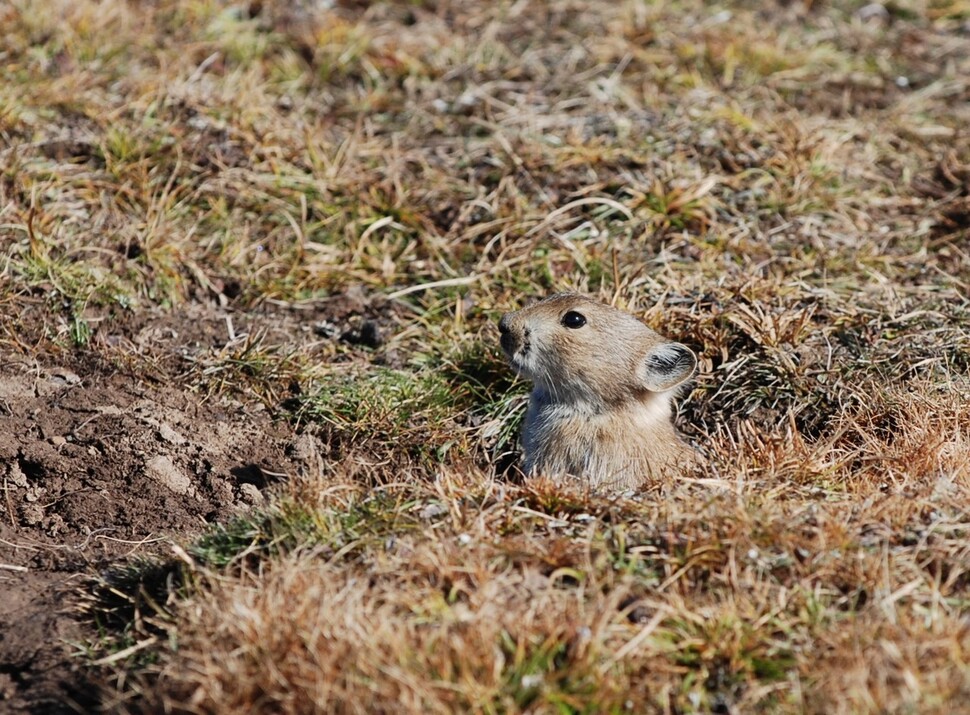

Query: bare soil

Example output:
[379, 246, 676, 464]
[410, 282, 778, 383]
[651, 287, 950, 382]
[0, 296, 394, 713]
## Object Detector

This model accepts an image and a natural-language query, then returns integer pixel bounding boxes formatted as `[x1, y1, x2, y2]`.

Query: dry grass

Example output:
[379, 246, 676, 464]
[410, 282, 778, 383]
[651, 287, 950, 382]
[3, 0, 970, 713]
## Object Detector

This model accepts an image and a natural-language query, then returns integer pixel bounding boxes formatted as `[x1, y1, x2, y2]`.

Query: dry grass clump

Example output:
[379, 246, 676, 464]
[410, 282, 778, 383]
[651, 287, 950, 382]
[3, 0, 969, 712]
[147, 543, 628, 714]
[115, 413, 968, 714]
[100, 375, 968, 712]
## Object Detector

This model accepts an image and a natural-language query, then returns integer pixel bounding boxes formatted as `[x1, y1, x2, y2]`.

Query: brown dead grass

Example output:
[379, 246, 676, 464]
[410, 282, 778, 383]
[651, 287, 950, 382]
[107, 381, 969, 714]
[2, 0, 969, 713]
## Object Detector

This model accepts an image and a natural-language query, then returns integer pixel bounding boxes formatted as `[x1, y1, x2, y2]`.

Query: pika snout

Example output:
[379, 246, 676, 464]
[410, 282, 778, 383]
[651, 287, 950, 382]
[497, 313, 515, 356]
[498, 312, 531, 371]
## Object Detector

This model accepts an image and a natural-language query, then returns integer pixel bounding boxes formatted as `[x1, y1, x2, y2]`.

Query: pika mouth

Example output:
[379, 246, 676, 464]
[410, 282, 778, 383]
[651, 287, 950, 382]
[504, 346, 521, 363]
[506, 344, 533, 378]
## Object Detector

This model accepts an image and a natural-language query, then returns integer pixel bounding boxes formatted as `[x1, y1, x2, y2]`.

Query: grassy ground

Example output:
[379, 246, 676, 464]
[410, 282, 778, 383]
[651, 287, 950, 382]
[2, 0, 969, 713]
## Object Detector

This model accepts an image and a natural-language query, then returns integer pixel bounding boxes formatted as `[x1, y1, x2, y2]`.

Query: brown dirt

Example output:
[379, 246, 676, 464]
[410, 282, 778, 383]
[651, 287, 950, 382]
[0, 295, 398, 713]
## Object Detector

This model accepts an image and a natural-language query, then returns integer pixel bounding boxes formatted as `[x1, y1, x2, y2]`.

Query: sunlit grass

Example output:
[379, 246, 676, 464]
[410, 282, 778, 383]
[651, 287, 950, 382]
[2, 0, 968, 712]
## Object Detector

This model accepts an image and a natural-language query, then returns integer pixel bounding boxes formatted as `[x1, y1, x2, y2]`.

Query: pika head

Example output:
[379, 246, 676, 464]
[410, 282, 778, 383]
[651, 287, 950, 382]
[498, 293, 698, 488]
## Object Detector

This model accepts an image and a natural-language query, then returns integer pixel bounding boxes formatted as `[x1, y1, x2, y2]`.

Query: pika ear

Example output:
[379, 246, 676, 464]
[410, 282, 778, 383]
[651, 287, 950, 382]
[637, 343, 697, 392]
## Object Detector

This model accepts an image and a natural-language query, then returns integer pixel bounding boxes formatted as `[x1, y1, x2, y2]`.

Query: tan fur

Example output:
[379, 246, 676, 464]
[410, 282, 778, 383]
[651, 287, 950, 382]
[499, 293, 698, 490]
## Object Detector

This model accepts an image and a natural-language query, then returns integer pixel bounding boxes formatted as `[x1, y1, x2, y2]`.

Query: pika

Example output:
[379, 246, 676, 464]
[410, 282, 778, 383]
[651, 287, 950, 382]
[499, 293, 698, 490]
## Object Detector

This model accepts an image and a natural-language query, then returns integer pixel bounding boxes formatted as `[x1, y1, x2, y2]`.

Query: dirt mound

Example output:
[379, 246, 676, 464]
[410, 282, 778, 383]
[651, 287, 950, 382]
[0, 358, 301, 712]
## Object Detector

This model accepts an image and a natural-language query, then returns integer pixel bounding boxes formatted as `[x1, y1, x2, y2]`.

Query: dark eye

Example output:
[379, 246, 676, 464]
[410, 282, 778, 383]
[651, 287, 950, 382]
[561, 311, 587, 329]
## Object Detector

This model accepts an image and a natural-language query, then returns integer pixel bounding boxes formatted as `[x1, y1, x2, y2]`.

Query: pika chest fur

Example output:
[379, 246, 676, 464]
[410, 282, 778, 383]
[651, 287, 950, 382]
[499, 293, 698, 489]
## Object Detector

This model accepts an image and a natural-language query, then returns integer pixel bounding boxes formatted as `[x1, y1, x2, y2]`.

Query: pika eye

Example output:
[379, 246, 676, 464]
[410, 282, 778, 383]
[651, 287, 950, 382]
[561, 310, 587, 329]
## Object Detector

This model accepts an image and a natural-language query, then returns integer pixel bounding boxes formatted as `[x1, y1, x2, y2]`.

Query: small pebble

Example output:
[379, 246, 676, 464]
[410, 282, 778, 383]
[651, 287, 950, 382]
[238, 483, 264, 505]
